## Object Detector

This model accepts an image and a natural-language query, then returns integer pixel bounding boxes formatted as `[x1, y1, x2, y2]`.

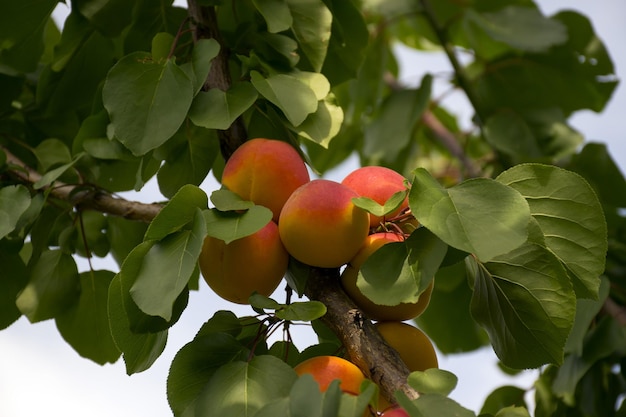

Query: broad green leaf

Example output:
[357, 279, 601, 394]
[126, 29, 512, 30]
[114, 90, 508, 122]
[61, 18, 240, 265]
[268, 340, 300, 367]
[254, 375, 322, 417]
[145, 185, 208, 241]
[203, 206, 272, 244]
[195, 310, 244, 339]
[496, 164, 607, 298]
[495, 407, 531, 417]
[483, 111, 542, 161]
[210, 189, 255, 211]
[415, 262, 489, 354]
[276, 301, 326, 321]
[107, 216, 149, 267]
[151, 32, 174, 62]
[131, 210, 205, 320]
[407, 369, 458, 396]
[293, 98, 344, 148]
[410, 168, 530, 262]
[567, 142, 626, 208]
[68, 211, 110, 258]
[396, 392, 475, 417]
[183, 38, 220, 94]
[291, 72, 330, 100]
[103, 52, 194, 156]
[464, 6, 567, 54]
[156, 124, 220, 199]
[74, 0, 134, 37]
[194, 355, 297, 417]
[0, 252, 27, 329]
[364, 76, 432, 163]
[33, 154, 84, 190]
[348, 33, 387, 123]
[286, 0, 332, 72]
[251, 71, 318, 126]
[252, 0, 292, 33]
[468, 242, 576, 368]
[352, 190, 408, 218]
[117, 240, 189, 334]
[357, 228, 447, 306]
[0, 185, 31, 239]
[189, 82, 258, 130]
[167, 332, 249, 417]
[338, 381, 377, 417]
[320, 0, 369, 85]
[480, 386, 528, 416]
[15, 250, 80, 323]
[55, 270, 120, 365]
[249, 293, 282, 311]
[34, 138, 72, 171]
[285, 257, 311, 297]
[108, 274, 168, 375]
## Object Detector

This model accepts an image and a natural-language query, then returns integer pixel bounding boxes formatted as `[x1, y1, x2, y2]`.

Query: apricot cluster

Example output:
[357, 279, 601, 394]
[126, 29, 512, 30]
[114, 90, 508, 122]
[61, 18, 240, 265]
[198, 138, 439, 413]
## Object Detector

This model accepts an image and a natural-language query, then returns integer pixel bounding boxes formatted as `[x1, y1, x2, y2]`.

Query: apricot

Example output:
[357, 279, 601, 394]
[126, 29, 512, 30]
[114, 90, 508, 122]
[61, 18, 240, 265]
[341, 233, 433, 321]
[199, 221, 288, 304]
[221, 138, 310, 222]
[341, 166, 410, 228]
[294, 355, 366, 395]
[376, 322, 438, 411]
[380, 407, 410, 417]
[278, 179, 370, 268]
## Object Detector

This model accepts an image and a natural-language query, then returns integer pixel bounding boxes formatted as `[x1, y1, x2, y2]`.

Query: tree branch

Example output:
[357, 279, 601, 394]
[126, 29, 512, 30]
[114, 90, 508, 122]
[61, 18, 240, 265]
[602, 297, 626, 327]
[2, 146, 162, 222]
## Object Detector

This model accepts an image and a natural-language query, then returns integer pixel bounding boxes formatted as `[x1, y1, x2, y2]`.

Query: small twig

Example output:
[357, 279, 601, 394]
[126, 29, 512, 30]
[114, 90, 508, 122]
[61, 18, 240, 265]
[602, 297, 626, 326]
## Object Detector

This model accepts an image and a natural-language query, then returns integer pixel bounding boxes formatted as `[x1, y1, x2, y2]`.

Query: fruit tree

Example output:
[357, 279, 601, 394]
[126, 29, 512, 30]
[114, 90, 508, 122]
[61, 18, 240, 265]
[1, 1, 625, 416]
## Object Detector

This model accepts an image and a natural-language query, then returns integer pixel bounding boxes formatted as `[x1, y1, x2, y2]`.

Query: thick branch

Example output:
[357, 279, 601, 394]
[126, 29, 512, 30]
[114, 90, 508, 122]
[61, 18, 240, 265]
[304, 268, 419, 404]
[2, 147, 162, 222]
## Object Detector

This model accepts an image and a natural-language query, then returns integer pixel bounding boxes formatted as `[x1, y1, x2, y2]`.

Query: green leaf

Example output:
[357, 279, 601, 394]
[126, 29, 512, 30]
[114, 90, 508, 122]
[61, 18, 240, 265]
[252, 0, 292, 33]
[483, 111, 543, 161]
[167, 332, 249, 417]
[0, 185, 31, 240]
[468, 242, 576, 368]
[107, 216, 149, 267]
[145, 185, 208, 241]
[357, 228, 447, 306]
[189, 82, 258, 130]
[276, 301, 327, 321]
[103, 52, 194, 156]
[151, 32, 175, 62]
[397, 392, 475, 417]
[74, 0, 134, 37]
[415, 262, 489, 354]
[185, 38, 220, 94]
[352, 190, 408, 218]
[55, 270, 120, 365]
[293, 97, 344, 148]
[291, 72, 330, 100]
[194, 355, 297, 416]
[464, 6, 567, 54]
[131, 210, 205, 320]
[108, 274, 168, 375]
[410, 168, 530, 262]
[496, 164, 607, 298]
[364, 76, 432, 163]
[15, 250, 80, 323]
[407, 369, 458, 396]
[34, 138, 72, 171]
[0, 252, 27, 329]
[285, 257, 311, 297]
[203, 206, 272, 244]
[33, 153, 84, 190]
[286, 0, 332, 72]
[480, 386, 528, 416]
[254, 374, 322, 417]
[210, 189, 255, 211]
[251, 71, 318, 126]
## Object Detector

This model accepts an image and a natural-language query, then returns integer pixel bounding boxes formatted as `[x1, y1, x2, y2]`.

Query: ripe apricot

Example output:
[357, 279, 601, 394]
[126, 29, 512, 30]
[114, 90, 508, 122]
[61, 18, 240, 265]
[380, 407, 410, 417]
[221, 138, 310, 222]
[342, 166, 410, 228]
[199, 221, 288, 304]
[376, 322, 438, 411]
[341, 233, 433, 321]
[278, 179, 370, 268]
[294, 355, 366, 395]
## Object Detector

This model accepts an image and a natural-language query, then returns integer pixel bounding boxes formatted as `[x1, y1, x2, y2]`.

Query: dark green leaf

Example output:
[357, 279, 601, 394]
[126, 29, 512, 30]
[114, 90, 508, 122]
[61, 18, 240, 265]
[286, 0, 332, 72]
[108, 274, 167, 375]
[483, 111, 543, 161]
[167, 332, 249, 417]
[407, 369, 458, 396]
[189, 82, 258, 130]
[364, 75, 432, 163]
[33, 154, 84, 190]
[210, 189, 255, 211]
[107, 216, 149, 267]
[131, 210, 205, 320]
[203, 206, 272, 244]
[410, 168, 530, 262]
[469, 242, 576, 368]
[103, 52, 194, 156]
[0, 252, 27, 329]
[34, 138, 72, 171]
[496, 164, 607, 298]
[480, 386, 528, 415]
[194, 355, 297, 416]
[145, 184, 208, 241]
[252, 0, 292, 33]
[74, 0, 134, 37]
[15, 250, 80, 323]
[251, 71, 318, 126]
[55, 270, 120, 365]
[397, 392, 475, 417]
[358, 228, 447, 305]
[276, 301, 327, 322]
[285, 257, 311, 296]
[0, 185, 31, 239]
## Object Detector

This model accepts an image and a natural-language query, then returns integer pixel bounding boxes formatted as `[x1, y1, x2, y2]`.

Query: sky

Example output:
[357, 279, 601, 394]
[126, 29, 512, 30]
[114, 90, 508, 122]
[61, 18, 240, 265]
[1, 1, 625, 417]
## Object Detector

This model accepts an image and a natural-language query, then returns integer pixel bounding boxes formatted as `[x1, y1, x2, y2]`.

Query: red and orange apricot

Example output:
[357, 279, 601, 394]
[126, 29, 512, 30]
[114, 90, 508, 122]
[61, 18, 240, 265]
[294, 355, 366, 395]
